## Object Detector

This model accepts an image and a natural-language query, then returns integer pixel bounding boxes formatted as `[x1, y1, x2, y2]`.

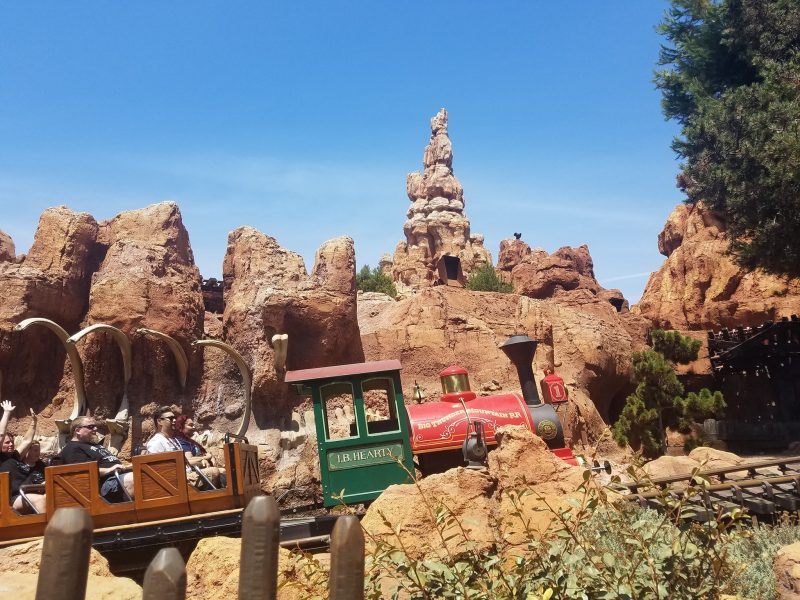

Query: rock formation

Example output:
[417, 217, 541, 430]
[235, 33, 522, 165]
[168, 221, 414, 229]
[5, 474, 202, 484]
[0, 203, 363, 464]
[0, 207, 100, 431]
[391, 109, 491, 289]
[80, 202, 205, 439]
[0, 229, 14, 261]
[361, 426, 586, 560]
[775, 541, 800, 600]
[358, 285, 649, 448]
[497, 240, 629, 313]
[0, 539, 141, 598]
[219, 228, 363, 441]
[635, 202, 800, 329]
[185, 536, 328, 600]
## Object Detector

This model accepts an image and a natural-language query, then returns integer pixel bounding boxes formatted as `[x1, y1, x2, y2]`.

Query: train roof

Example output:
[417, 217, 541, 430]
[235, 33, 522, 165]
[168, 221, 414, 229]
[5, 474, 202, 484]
[285, 359, 402, 383]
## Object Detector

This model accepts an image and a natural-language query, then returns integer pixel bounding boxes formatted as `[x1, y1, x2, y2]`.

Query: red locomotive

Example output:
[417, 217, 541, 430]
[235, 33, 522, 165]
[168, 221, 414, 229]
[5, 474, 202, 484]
[406, 334, 577, 474]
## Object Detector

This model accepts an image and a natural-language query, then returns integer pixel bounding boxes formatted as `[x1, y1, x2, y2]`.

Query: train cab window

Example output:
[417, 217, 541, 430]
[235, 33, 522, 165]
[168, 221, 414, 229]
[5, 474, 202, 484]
[362, 377, 400, 435]
[320, 381, 358, 440]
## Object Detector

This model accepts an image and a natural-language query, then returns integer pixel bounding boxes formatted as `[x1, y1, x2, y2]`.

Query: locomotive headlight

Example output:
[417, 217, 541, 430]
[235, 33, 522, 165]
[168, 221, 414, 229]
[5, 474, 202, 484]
[441, 373, 470, 395]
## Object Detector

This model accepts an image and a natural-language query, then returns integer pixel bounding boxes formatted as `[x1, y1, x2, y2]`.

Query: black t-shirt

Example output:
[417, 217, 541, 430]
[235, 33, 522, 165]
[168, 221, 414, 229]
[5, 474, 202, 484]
[0, 458, 45, 497]
[59, 441, 122, 477]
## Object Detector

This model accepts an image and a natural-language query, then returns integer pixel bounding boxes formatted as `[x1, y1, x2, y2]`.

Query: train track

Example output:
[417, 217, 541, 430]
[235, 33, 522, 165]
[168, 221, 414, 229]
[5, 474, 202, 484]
[623, 455, 800, 521]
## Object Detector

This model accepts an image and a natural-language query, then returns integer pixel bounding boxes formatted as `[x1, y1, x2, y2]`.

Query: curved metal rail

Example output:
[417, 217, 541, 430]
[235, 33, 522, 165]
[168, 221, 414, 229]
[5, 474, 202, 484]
[68, 324, 132, 422]
[14, 318, 87, 420]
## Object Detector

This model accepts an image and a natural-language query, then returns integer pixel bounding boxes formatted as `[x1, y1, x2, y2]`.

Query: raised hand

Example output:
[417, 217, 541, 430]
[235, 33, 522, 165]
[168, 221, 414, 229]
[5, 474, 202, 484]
[29, 408, 37, 422]
[0, 400, 15, 413]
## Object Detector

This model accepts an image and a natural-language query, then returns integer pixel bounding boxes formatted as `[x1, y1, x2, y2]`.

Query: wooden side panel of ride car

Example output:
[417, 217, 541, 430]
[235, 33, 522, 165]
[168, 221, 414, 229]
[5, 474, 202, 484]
[232, 443, 261, 506]
[0, 472, 46, 540]
[46, 462, 132, 528]
[133, 451, 190, 522]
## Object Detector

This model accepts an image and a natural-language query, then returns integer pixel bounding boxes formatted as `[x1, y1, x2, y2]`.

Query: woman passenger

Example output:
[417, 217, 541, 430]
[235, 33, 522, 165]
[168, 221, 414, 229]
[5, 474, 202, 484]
[174, 415, 225, 488]
[0, 401, 46, 513]
[0, 441, 46, 513]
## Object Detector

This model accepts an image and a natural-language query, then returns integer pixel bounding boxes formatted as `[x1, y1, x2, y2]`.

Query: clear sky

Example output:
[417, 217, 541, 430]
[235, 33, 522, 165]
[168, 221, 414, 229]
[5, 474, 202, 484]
[0, 1, 682, 303]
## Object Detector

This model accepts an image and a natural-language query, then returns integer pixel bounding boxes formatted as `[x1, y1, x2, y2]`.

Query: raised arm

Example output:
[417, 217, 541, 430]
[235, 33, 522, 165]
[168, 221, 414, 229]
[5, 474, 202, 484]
[0, 400, 15, 440]
[17, 408, 37, 458]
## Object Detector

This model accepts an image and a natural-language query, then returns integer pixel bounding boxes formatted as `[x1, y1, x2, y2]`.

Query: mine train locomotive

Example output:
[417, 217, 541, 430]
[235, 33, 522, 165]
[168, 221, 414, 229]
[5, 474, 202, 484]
[286, 333, 577, 508]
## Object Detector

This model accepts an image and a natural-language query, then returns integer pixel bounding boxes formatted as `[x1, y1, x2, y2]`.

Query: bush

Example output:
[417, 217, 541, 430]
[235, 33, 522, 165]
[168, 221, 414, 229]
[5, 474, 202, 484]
[356, 265, 397, 298]
[291, 463, 794, 599]
[362, 466, 746, 599]
[613, 330, 725, 457]
[726, 518, 800, 599]
[464, 263, 513, 293]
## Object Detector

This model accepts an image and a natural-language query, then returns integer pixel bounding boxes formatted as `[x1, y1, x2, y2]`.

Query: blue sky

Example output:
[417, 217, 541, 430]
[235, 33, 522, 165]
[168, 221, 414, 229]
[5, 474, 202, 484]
[0, 1, 681, 303]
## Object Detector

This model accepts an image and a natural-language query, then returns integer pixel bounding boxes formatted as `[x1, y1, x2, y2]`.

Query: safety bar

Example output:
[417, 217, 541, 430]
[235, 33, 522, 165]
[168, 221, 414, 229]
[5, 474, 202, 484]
[18, 484, 45, 514]
[189, 463, 217, 490]
[113, 468, 133, 502]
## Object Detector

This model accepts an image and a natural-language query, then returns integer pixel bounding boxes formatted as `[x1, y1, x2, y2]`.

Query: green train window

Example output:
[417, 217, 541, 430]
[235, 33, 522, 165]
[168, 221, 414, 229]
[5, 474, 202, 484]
[362, 377, 400, 435]
[320, 381, 358, 440]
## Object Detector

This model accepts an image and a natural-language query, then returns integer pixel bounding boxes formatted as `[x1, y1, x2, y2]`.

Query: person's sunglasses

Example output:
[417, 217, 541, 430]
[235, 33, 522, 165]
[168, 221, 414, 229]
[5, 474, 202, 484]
[161, 416, 176, 421]
[81, 424, 98, 430]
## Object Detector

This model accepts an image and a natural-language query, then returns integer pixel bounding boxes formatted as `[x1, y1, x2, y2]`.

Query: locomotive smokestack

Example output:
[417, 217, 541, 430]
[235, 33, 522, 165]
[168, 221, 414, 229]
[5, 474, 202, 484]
[500, 335, 542, 406]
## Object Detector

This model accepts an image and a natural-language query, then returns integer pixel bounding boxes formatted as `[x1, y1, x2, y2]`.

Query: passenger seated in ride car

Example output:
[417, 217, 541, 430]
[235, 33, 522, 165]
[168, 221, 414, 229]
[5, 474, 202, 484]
[0, 400, 21, 461]
[0, 401, 46, 513]
[146, 407, 221, 489]
[174, 414, 226, 488]
[1, 441, 47, 514]
[58, 416, 135, 502]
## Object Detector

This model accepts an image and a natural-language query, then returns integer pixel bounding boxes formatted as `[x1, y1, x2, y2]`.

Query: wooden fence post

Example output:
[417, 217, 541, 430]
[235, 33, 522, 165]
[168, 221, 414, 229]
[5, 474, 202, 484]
[329, 515, 365, 600]
[238, 495, 281, 600]
[35, 507, 93, 600]
[142, 547, 187, 600]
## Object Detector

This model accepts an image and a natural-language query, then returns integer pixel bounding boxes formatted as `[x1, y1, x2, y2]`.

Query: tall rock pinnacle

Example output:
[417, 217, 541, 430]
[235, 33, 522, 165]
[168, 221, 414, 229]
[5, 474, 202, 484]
[391, 109, 491, 289]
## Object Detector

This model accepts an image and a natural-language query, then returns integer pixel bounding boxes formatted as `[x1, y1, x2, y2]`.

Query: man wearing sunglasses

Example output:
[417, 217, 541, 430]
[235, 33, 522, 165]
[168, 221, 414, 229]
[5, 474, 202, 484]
[58, 415, 135, 502]
[146, 406, 221, 489]
[145, 406, 183, 454]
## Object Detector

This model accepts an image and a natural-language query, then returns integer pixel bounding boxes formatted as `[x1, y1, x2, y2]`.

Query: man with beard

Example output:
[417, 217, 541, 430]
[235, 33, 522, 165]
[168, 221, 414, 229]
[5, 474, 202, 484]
[59, 416, 135, 502]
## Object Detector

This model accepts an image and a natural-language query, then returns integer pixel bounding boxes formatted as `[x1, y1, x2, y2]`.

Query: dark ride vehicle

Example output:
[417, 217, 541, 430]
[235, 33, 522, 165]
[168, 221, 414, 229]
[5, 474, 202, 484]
[0, 442, 262, 570]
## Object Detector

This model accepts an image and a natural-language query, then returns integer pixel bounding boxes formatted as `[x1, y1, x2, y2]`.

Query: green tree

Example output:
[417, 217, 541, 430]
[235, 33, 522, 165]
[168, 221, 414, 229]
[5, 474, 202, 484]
[656, 0, 800, 277]
[356, 265, 397, 298]
[613, 330, 725, 457]
[464, 262, 513, 293]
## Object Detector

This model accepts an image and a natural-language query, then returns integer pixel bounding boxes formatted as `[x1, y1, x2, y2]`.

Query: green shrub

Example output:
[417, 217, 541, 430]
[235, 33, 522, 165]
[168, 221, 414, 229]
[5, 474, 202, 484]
[291, 462, 795, 599]
[356, 265, 397, 298]
[464, 263, 513, 293]
[362, 466, 745, 599]
[726, 518, 800, 599]
[613, 330, 725, 457]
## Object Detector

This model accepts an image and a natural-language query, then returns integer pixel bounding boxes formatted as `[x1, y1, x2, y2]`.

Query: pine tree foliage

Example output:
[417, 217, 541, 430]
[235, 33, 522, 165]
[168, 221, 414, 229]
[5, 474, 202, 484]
[356, 265, 397, 298]
[650, 329, 702, 363]
[656, 0, 800, 277]
[613, 330, 725, 457]
[464, 262, 513, 293]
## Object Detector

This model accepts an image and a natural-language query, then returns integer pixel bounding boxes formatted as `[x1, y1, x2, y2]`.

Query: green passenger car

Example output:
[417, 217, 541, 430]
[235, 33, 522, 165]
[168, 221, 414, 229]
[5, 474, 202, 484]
[285, 359, 415, 507]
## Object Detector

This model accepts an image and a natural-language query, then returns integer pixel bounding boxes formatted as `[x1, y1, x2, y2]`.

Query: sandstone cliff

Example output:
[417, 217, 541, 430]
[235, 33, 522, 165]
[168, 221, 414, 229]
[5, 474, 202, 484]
[0, 229, 14, 262]
[0, 207, 100, 430]
[0, 203, 363, 452]
[219, 228, 363, 440]
[358, 285, 649, 448]
[635, 202, 800, 330]
[496, 239, 628, 315]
